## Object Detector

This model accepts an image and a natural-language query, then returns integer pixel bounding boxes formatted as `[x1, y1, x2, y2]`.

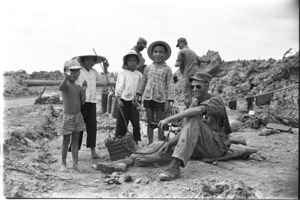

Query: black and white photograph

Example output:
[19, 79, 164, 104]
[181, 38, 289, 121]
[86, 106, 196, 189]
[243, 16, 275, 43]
[1, 0, 299, 198]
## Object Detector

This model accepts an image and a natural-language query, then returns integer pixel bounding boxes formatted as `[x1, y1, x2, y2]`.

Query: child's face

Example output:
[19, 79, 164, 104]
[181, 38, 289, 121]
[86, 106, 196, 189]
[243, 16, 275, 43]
[126, 55, 138, 71]
[152, 46, 166, 63]
[68, 69, 81, 82]
[82, 57, 96, 70]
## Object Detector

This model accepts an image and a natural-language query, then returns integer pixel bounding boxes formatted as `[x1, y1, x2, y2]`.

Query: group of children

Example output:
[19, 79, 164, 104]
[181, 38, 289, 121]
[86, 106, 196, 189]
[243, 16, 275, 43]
[58, 40, 175, 172]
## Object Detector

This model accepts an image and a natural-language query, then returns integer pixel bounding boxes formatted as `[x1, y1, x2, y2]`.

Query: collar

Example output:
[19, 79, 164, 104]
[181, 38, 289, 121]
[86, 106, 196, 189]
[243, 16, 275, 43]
[152, 62, 167, 68]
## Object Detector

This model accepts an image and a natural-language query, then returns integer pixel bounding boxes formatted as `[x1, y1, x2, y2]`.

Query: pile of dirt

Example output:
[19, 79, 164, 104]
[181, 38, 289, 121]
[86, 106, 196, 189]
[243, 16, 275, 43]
[174, 51, 299, 127]
[34, 95, 62, 105]
[29, 70, 64, 80]
[3, 70, 39, 97]
[3, 70, 117, 98]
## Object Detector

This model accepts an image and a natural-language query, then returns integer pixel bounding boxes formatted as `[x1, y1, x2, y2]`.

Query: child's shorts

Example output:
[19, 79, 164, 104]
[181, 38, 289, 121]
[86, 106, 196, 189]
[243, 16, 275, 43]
[143, 100, 165, 111]
[57, 112, 86, 135]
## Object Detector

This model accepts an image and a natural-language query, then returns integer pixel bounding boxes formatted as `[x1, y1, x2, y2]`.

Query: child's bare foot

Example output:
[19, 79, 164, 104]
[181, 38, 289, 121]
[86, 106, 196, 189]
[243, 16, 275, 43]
[91, 152, 100, 159]
[60, 165, 68, 172]
[91, 148, 100, 159]
[72, 164, 82, 172]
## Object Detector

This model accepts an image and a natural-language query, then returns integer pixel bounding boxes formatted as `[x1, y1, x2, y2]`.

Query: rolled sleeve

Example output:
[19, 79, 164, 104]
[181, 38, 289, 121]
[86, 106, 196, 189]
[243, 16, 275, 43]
[200, 96, 224, 116]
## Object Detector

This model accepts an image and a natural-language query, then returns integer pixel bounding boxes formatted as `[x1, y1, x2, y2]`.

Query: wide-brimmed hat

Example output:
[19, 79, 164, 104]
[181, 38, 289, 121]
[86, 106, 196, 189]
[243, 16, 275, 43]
[189, 72, 212, 84]
[176, 37, 187, 47]
[72, 49, 109, 66]
[122, 50, 141, 69]
[147, 41, 172, 62]
[137, 37, 147, 48]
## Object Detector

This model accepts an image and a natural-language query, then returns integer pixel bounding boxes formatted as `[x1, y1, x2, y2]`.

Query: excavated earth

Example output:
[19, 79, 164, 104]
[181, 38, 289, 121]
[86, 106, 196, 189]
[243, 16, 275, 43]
[2, 51, 299, 198]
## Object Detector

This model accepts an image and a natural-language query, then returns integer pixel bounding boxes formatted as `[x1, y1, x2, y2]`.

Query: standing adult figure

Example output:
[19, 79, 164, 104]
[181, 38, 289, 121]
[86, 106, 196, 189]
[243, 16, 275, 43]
[131, 37, 148, 74]
[175, 38, 208, 108]
[68, 53, 109, 159]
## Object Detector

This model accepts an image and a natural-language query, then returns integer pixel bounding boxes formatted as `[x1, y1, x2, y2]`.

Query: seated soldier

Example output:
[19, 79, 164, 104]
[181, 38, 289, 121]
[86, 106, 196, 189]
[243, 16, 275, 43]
[157, 72, 231, 181]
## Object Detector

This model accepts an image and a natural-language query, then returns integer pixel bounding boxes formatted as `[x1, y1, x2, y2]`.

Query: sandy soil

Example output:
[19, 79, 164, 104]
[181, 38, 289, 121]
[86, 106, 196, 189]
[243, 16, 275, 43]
[2, 92, 299, 199]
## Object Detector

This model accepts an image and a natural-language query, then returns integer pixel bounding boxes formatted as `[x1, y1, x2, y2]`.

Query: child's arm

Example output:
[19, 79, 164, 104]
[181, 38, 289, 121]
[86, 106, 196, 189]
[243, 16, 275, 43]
[136, 65, 148, 97]
[58, 75, 68, 91]
[80, 80, 87, 105]
[115, 72, 125, 108]
[115, 71, 125, 98]
[166, 67, 175, 103]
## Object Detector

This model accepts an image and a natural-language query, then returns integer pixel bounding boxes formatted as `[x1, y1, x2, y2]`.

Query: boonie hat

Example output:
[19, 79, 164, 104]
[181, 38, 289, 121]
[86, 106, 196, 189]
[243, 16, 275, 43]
[147, 41, 172, 62]
[189, 72, 212, 84]
[122, 50, 141, 69]
[176, 37, 187, 47]
[137, 37, 147, 48]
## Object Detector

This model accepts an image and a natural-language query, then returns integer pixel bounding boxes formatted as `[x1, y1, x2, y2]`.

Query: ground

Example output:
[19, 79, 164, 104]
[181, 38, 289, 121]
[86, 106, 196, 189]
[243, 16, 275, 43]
[2, 86, 299, 199]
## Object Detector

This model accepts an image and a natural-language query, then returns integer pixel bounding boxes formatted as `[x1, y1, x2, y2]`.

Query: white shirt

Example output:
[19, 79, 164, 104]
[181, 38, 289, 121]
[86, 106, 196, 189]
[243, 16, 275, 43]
[115, 69, 142, 101]
[76, 67, 99, 103]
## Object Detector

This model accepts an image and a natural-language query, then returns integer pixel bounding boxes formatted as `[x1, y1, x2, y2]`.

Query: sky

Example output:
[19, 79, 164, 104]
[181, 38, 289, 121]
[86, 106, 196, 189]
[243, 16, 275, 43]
[1, 0, 299, 75]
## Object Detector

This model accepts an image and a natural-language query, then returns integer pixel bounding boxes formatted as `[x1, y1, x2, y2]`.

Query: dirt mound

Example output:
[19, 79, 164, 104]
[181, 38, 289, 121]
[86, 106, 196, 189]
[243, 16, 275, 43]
[3, 70, 117, 98]
[3, 105, 62, 198]
[174, 51, 299, 127]
[29, 70, 64, 80]
[3, 74, 39, 97]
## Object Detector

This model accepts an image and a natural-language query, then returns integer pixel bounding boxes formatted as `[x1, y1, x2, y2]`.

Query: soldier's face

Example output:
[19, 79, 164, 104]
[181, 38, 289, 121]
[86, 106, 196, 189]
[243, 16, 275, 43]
[190, 80, 208, 99]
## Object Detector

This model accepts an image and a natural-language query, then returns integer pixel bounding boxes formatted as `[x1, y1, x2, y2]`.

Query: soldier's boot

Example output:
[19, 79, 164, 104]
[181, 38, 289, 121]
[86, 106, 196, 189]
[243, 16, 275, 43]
[158, 158, 181, 181]
[96, 156, 134, 174]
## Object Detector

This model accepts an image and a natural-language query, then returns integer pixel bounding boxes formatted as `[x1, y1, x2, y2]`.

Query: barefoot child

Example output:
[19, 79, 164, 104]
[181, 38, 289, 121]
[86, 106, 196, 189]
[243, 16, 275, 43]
[136, 41, 175, 144]
[115, 50, 143, 145]
[68, 53, 109, 159]
[58, 59, 87, 171]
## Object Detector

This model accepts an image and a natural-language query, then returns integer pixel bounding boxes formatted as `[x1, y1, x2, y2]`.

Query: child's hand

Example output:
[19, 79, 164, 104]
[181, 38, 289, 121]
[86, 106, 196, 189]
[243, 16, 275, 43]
[82, 80, 87, 90]
[64, 69, 71, 79]
[117, 97, 124, 108]
[164, 101, 171, 112]
[135, 94, 141, 101]
[132, 96, 138, 105]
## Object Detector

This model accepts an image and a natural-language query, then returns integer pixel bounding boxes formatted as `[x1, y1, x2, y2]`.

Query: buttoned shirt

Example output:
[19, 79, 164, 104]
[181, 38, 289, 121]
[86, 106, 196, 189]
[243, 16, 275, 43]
[176, 47, 199, 78]
[115, 69, 142, 101]
[137, 62, 175, 103]
[76, 67, 99, 103]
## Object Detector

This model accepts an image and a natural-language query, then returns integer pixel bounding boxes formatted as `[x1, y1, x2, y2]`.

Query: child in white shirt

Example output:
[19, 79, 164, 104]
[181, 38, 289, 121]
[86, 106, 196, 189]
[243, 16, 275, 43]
[115, 50, 143, 145]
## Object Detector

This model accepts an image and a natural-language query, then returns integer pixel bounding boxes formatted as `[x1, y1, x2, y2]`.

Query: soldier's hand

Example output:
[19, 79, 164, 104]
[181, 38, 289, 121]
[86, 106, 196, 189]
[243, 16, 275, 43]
[159, 142, 170, 156]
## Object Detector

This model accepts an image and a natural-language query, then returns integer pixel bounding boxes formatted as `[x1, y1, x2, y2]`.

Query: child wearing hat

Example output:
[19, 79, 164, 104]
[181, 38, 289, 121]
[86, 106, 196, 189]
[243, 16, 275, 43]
[136, 41, 175, 144]
[68, 54, 108, 159]
[58, 59, 87, 172]
[115, 50, 143, 145]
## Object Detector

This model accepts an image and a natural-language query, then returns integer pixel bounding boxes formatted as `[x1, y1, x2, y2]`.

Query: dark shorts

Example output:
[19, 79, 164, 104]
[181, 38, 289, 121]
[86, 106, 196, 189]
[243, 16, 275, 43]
[143, 100, 165, 111]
